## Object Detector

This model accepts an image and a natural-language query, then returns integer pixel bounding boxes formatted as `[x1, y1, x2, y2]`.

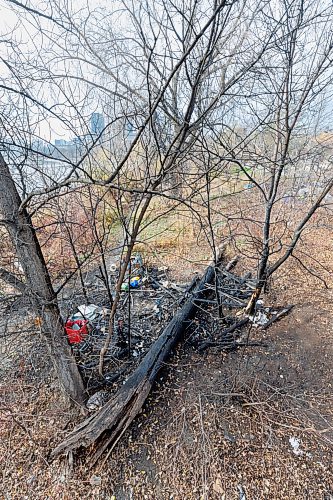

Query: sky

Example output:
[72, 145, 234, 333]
[1, 0, 332, 145]
[0, 1, 89, 142]
[0, 1, 17, 30]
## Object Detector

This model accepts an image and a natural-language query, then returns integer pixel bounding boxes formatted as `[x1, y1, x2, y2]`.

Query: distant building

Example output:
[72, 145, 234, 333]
[54, 139, 68, 146]
[91, 112, 105, 136]
[32, 139, 53, 155]
[125, 120, 136, 139]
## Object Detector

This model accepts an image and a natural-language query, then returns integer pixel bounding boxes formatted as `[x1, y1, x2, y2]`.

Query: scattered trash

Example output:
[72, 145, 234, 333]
[250, 310, 269, 327]
[289, 436, 302, 455]
[89, 475, 102, 486]
[238, 484, 246, 500]
[65, 319, 89, 344]
[248, 301, 294, 329]
[65, 304, 111, 344]
[109, 255, 121, 274]
[109, 262, 118, 273]
[77, 304, 100, 320]
[63, 261, 186, 389]
[120, 276, 142, 290]
[131, 253, 143, 274]
[64, 259, 260, 394]
[289, 436, 312, 457]
[130, 276, 142, 288]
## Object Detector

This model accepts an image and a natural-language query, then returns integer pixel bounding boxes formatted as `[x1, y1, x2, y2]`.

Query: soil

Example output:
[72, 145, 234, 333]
[1, 237, 333, 499]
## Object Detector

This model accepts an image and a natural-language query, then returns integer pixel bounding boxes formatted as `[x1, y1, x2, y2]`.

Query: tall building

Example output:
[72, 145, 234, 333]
[54, 139, 68, 146]
[124, 119, 137, 144]
[91, 112, 105, 136]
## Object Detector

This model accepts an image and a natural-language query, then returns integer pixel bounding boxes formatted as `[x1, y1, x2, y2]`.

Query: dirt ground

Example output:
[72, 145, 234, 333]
[1, 232, 333, 499]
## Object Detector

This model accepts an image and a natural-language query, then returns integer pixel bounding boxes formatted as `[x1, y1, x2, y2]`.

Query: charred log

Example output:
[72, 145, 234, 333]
[52, 249, 225, 462]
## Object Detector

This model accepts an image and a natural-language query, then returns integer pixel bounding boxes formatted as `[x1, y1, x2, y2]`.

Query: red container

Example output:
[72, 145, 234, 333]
[65, 319, 89, 344]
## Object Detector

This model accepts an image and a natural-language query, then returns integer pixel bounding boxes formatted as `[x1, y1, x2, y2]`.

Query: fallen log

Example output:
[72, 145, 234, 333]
[52, 249, 225, 463]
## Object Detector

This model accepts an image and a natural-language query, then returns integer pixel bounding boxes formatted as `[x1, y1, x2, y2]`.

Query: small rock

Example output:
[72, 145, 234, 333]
[90, 475, 102, 486]
[224, 430, 236, 443]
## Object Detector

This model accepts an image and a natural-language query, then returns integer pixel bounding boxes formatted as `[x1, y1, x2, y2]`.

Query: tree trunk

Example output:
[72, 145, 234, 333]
[0, 153, 85, 405]
[0, 267, 26, 292]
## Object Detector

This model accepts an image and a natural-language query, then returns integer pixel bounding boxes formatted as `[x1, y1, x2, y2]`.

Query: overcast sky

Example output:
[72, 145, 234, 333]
[1, 0, 332, 145]
[0, 1, 97, 142]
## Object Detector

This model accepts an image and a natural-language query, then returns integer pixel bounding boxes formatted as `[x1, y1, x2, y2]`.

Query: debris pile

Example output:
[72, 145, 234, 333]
[55, 251, 294, 454]
[61, 254, 189, 396]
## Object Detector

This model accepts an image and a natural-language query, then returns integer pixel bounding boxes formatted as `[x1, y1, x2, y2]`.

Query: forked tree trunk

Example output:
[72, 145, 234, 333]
[0, 153, 85, 405]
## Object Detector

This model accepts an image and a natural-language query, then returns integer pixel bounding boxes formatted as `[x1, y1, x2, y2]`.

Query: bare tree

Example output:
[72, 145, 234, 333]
[1, 0, 333, 412]
[0, 152, 85, 404]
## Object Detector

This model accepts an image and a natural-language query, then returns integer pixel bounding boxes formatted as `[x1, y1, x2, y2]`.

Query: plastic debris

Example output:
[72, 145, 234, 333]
[238, 484, 246, 500]
[131, 253, 143, 274]
[77, 304, 100, 320]
[65, 304, 109, 344]
[89, 475, 102, 486]
[250, 310, 269, 327]
[130, 276, 142, 288]
[65, 319, 89, 344]
[289, 436, 312, 457]
[289, 436, 302, 455]
[109, 255, 121, 274]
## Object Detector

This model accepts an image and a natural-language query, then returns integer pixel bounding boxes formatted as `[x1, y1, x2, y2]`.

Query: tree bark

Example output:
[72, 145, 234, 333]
[0, 267, 26, 292]
[0, 153, 85, 405]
